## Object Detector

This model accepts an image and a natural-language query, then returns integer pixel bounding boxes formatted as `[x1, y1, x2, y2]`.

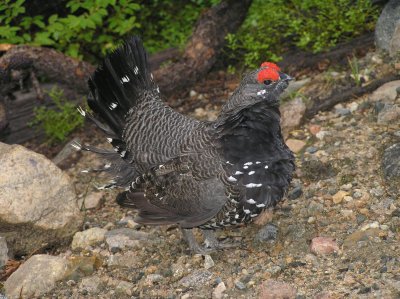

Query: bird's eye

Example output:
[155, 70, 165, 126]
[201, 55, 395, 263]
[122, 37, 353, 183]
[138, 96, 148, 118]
[264, 80, 272, 85]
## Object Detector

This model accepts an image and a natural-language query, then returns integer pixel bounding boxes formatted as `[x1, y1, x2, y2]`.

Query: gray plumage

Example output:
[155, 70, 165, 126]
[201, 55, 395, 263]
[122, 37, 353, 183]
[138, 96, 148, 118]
[78, 37, 295, 252]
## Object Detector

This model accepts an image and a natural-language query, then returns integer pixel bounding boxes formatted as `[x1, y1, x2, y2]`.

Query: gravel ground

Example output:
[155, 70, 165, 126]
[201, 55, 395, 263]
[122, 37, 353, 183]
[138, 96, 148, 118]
[1, 52, 399, 299]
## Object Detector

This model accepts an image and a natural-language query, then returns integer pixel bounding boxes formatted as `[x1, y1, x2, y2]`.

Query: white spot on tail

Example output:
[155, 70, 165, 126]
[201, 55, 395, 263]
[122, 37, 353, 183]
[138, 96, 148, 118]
[251, 214, 258, 217]
[134, 66, 139, 75]
[77, 106, 86, 116]
[265, 165, 269, 169]
[104, 163, 111, 169]
[107, 138, 113, 143]
[150, 73, 154, 80]
[245, 183, 262, 188]
[234, 171, 243, 175]
[71, 142, 81, 150]
[244, 208, 251, 214]
[235, 214, 240, 219]
[247, 198, 256, 204]
[120, 150, 127, 158]
[256, 161, 261, 164]
[256, 203, 266, 208]
[243, 166, 249, 169]
[109, 102, 117, 110]
[227, 176, 237, 182]
[248, 171, 255, 175]
[244, 162, 253, 166]
[156, 87, 160, 93]
[81, 169, 89, 173]
[121, 76, 130, 83]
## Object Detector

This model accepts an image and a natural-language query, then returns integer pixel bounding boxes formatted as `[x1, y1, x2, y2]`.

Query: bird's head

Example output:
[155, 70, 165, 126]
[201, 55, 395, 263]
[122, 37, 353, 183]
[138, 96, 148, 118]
[244, 62, 293, 102]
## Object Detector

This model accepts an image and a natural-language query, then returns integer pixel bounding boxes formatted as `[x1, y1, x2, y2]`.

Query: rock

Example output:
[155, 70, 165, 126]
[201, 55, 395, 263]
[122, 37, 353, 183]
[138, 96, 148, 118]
[0, 143, 83, 256]
[255, 224, 278, 242]
[382, 143, 400, 180]
[235, 281, 246, 290]
[0, 236, 9, 268]
[259, 279, 297, 299]
[309, 124, 321, 135]
[189, 90, 197, 97]
[335, 108, 351, 116]
[64, 255, 102, 281]
[332, 191, 348, 204]
[375, 0, 400, 56]
[107, 251, 142, 268]
[305, 146, 318, 154]
[370, 80, 400, 102]
[343, 228, 382, 249]
[117, 216, 140, 229]
[377, 104, 400, 124]
[301, 160, 336, 181]
[145, 274, 163, 285]
[115, 280, 134, 296]
[105, 228, 150, 252]
[4, 254, 69, 299]
[280, 97, 306, 137]
[71, 227, 107, 250]
[281, 78, 311, 99]
[315, 130, 330, 140]
[212, 281, 226, 299]
[288, 185, 303, 200]
[204, 254, 215, 269]
[286, 139, 306, 153]
[310, 237, 339, 255]
[179, 270, 213, 288]
[79, 276, 103, 294]
[78, 192, 103, 210]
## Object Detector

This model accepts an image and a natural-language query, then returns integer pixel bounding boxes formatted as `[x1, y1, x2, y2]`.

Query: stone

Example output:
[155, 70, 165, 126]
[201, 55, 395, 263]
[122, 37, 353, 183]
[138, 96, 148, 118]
[375, 0, 400, 56]
[370, 80, 400, 102]
[310, 237, 339, 255]
[335, 108, 351, 116]
[79, 276, 103, 294]
[309, 124, 321, 135]
[377, 104, 400, 124]
[204, 254, 215, 270]
[0, 143, 83, 256]
[332, 191, 348, 204]
[343, 228, 382, 249]
[107, 251, 142, 268]
[288, 185, 303, 200]
[64, 255, 102, 281]
[145, 274, 163, 285]
[4, 254, 69, 299]
[212, 281, 226, 299]
[255, 224, 278, 242]
[115, 280, 134, 296]
[71, 227, 107, 250]
[105, 228, 150, 252]
[78, 192, 103, 210]
[382, 143, 400, 179]
[280, 97, 306, 137]
[235, 281, 246, 290]
[259, 279, 297, 299]
[0, 236, 9, 269]
[179, 270, 213, 288]
[286, 139, 306, 154]
[305, 146, 318, 154]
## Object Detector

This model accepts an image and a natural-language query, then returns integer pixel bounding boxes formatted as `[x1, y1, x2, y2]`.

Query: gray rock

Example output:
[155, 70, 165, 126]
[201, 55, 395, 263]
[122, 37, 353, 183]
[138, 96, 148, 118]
[115, 280, 134, 296]
[77, 192, 103, 210]
[0, 237, 9, 269]
[105, 228, 150, 252]
[4, 254, 69, 299]
[107, 251, 142, 268]
[375, 0, 400, 56]
[235, 281, 246, 290]
[288, 185, 303, 200]
[79, 275, 103, 294]
[280, 97, 306, 138]
[382, 143, 400, 179]
[71, 227, 107, 250]
[377, 104, 400, 124]
[204, 254, 215, 269]
[179, 269, 213, 288]
[259, 279, 297, 299]
[335, 108, 351, 116]
[305, 146, 318, 154]
[370, 80, 400, 103]
[255, 224, 278, 242]
[0, 143, 83, 256]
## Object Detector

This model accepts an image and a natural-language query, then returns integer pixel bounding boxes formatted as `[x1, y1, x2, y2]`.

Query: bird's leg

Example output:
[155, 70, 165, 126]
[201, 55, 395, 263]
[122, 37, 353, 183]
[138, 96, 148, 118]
[201, 229, 240, 250]
[181, 228, 208, 254]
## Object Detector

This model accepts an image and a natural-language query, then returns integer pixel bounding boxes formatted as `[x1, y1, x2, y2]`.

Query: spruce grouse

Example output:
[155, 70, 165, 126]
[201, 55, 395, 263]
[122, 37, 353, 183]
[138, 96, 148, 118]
[74, 37, 295, 253]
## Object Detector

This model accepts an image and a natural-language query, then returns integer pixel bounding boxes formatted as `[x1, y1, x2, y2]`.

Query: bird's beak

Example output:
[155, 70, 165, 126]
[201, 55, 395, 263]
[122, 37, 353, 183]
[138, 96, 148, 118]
[279, 72, 293, 82]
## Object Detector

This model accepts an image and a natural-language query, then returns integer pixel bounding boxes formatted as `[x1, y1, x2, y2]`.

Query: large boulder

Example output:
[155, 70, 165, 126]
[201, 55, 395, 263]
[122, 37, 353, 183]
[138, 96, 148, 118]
[375, 0, 400, 56]
[0, 142, 83, 255]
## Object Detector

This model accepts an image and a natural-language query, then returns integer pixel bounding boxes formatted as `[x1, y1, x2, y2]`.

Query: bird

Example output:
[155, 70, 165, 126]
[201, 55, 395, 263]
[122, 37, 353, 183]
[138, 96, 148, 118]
[74, 36, 295, 253]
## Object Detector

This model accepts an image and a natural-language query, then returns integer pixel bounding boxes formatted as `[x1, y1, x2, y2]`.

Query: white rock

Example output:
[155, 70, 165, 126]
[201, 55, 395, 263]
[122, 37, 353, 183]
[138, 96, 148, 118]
[4, 255, 69, 299]
[212, 281, 227, 299]
[78, 192, 103, 210]
[204, 254, 215, 269]
[71, 227, 107, 250]
[79, 276, 103, 294]
[0, 143, 83, 256]
[105, 228, 150, 252]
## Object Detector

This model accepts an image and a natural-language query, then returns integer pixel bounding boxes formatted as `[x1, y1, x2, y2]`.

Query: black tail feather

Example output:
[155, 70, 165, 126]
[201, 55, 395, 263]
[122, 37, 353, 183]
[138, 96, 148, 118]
[87, 36, 155, 137]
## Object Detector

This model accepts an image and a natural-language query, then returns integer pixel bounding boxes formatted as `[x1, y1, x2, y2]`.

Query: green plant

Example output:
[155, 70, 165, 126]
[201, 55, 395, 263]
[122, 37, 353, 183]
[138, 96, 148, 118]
[227, 0, 380, 68]
[30, 86, 85, 143]
[348, 55, 361, 86]
[0, 0, 218, 62]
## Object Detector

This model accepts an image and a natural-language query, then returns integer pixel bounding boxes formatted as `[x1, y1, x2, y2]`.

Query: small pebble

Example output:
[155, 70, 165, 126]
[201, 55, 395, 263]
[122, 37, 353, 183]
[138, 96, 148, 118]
[310, 237, 339, 255]
[204, 255, 215, 270]
[212, 282, 226, 299]
[235, 281, 246, 290]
